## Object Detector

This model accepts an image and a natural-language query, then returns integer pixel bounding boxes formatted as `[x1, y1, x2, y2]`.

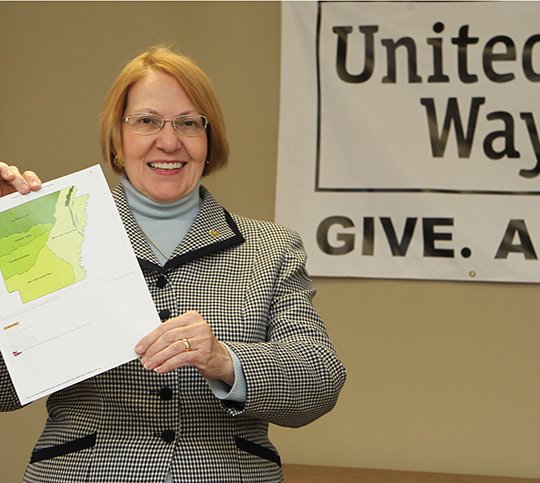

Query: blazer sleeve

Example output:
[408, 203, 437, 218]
[225, 228, 347, 428]
[0, 354, 24, 411]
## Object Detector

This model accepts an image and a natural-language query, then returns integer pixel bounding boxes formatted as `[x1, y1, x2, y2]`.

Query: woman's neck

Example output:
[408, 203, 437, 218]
[121, 176, 202, 263]
[121, 176, 201, 221]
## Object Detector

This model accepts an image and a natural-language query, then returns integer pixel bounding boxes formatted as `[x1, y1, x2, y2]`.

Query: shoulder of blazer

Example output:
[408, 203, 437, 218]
[112, 184, 245, 274]
[231, 211, 305, 254]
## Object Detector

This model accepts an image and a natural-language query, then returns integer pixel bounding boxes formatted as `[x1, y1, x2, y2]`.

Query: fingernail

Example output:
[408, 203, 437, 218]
[135, 345, 143, 354]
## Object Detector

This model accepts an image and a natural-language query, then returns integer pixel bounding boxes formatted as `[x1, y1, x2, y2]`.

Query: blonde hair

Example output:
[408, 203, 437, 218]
[100, 46, 229, 176]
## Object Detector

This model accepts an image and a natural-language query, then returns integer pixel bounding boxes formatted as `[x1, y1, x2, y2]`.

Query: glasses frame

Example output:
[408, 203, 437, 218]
[123, 112, 209, 136]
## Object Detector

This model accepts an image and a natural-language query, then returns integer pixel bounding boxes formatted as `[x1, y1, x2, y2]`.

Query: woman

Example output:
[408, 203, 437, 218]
[0, 46, 346, 482]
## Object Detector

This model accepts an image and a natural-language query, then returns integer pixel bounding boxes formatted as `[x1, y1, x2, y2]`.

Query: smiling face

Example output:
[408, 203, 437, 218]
[121, 70, 208, 203]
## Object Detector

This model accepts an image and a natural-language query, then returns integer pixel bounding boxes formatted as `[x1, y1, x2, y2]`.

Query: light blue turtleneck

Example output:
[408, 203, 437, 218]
[120, 176, 201, 265]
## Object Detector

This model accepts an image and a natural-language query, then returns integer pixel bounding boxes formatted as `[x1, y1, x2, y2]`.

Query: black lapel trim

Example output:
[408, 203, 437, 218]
[137, 209, 245, 274]
[138, 258, 166, 273]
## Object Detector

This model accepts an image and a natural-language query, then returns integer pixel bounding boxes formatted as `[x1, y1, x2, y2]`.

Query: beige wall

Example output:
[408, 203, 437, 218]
[1, 2, 539, 481]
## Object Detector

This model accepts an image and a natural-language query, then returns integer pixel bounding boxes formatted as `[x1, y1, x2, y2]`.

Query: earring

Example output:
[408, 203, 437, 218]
[113, 155, 123, 168]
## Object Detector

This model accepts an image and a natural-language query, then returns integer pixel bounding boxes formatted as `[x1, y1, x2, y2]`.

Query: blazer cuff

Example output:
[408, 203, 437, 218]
[207, 344, 247, 403]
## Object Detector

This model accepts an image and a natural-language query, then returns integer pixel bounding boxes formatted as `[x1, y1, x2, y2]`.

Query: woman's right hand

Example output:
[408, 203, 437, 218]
[0, 162, 42, 196]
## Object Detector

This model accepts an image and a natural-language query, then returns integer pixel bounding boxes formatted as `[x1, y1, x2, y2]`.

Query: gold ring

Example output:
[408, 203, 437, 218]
[181, 338, 191, 351]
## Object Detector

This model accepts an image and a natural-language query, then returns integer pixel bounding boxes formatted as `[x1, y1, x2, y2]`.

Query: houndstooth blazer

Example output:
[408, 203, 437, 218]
[0, 185, 346, 483]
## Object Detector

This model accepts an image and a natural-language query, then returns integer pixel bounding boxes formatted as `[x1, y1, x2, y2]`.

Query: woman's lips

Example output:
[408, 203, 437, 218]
[148, 161, 186, 170]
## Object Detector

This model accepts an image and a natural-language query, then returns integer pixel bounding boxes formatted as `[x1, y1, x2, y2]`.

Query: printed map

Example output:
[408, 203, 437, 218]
[0, 186, 89, 303]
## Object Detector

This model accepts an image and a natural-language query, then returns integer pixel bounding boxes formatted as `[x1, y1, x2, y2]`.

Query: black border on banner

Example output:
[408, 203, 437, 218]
[314, 0, 540, 195]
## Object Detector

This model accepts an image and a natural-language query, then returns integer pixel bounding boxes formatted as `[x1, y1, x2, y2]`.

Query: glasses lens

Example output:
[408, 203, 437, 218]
[126, 113, 163, 134]
[173, 115, 207, 136]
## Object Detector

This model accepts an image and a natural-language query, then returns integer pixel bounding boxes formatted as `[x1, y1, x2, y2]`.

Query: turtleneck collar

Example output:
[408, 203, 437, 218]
[120, 176, 201, 221]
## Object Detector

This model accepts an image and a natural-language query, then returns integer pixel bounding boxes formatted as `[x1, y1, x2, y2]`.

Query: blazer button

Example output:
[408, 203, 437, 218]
[156, 276, 168, 288]
[159, 386, 173, 400]
[161, 430, 175, 443]
[159, 309, 171, 321]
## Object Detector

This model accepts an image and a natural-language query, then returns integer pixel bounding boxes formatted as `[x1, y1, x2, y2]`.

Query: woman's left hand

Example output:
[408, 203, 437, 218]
[135, 310, 235, 386]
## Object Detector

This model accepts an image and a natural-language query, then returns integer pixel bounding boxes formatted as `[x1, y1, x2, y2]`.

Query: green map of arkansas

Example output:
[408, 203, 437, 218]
[0, 186, 89, 303]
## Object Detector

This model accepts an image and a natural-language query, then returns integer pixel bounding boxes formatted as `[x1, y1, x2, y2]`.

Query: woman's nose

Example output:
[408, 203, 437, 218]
[155, 122, 182, 152]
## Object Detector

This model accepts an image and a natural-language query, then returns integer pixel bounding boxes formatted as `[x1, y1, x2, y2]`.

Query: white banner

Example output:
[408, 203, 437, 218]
[276, 0, 540, 283]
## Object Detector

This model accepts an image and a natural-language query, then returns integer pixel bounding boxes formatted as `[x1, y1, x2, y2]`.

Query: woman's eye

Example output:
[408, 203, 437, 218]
[179, 118, 199, 128]
[138, 116, 157, 125]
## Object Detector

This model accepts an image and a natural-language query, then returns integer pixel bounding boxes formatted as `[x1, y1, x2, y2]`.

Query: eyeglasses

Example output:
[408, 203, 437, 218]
[123, 112, 208, 136]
